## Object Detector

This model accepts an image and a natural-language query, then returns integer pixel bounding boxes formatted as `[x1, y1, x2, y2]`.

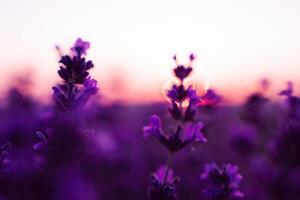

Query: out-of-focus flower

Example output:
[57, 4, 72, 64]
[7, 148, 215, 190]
[201, 162, 244, 200]
[229, 123, 258, 155]
[270, 123, 300, 168]
[279, 82, 300, 120]
[260, 78, 270, 92]
[143, 115, 206, 152]
[148, 166, 179, 200]
[143, 115, 163, 137]
[52, 78, 98, 111]
[200, 89, 222, 107]
[71, 38, 90, 57]
[0, 143, 12, 173]
[83, 77, 99, 95]
[279, 81, 293, 97]
[75, 77, 99, 108]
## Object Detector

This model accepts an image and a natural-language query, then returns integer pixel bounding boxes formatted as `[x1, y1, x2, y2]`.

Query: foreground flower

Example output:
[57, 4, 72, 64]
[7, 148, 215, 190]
[201, 162, 244, 200]
[143, 115, 206, 152]
[144, 54, 206, 200]
[148, 166, 179, 200]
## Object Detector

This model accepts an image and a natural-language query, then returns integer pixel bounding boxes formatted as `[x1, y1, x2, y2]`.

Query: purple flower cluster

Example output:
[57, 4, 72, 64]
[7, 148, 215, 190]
[53, 38, 98, 112]
[143, 115, 206, 152]
[200, 89, 222, 108]
[201, 162, 244, 200]
[148, 166, 180, 200]
[144, 54, 207, 199]
[166, 54, 200, 121]
[279, 82, 300, 120]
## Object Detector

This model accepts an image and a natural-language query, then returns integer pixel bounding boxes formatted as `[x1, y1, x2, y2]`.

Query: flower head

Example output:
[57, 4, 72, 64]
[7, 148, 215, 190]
[184, 88, 201, 120]
[172, 54, 194, 82]
[201, 162, 244, 200]
[166, 85, 188, 103]
[75, 77, 99, 108]
[143, 114, 162, 137]
[148, 166, 179, 200]
[52, 78, 98, 111]
[200, 89, 222, 107]
[53, 38, 98, 111]
[279, 82, 300, 119]
[71, 38, 90, 57]
[58, 55, 94, 84]
[143, 115, 206, 152]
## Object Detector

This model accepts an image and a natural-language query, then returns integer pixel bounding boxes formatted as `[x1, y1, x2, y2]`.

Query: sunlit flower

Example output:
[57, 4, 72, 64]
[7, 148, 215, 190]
[71, 38, 90, 57]
[200, 89, 222, 107]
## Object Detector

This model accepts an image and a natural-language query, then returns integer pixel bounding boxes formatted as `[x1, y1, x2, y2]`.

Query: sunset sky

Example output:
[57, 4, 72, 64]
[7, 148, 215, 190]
[1, 0, 300, 103]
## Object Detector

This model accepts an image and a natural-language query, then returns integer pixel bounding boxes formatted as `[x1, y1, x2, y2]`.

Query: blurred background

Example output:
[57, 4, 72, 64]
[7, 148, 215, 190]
[1, 0, 300, 103]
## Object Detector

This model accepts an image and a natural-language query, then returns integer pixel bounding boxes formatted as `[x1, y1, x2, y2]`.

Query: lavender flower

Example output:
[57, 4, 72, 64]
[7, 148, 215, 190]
[58, 55, 94, 84]
[144, 54, 206, 200]
[143, 115, 206, 152]
[279, 82, 300, 120]
[201, 162, 244, 200]
[172, 54, 194, 81]
[166, 55, 202, 121]
[270, 122, 300, 168]
[200, 89, 222, 107]
[71, 38, 90, 57]
[53, 38, 98, 112]
[148, 166, 179, 200]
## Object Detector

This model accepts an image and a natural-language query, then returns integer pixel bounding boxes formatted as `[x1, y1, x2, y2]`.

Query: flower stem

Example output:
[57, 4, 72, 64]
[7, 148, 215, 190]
[163, 152, 174, 185]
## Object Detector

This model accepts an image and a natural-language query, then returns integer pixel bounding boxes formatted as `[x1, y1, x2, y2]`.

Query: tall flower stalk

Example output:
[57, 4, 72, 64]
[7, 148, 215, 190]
[143, 54, 206, 200]
[52, 38, 99, 125]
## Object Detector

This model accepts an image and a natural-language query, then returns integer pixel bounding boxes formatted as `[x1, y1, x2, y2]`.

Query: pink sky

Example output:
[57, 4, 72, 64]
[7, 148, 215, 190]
[1, 0, 300, 103]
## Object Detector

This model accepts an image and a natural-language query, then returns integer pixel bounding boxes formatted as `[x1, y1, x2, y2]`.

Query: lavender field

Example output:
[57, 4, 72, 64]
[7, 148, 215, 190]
[0, 38, 299, 200]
